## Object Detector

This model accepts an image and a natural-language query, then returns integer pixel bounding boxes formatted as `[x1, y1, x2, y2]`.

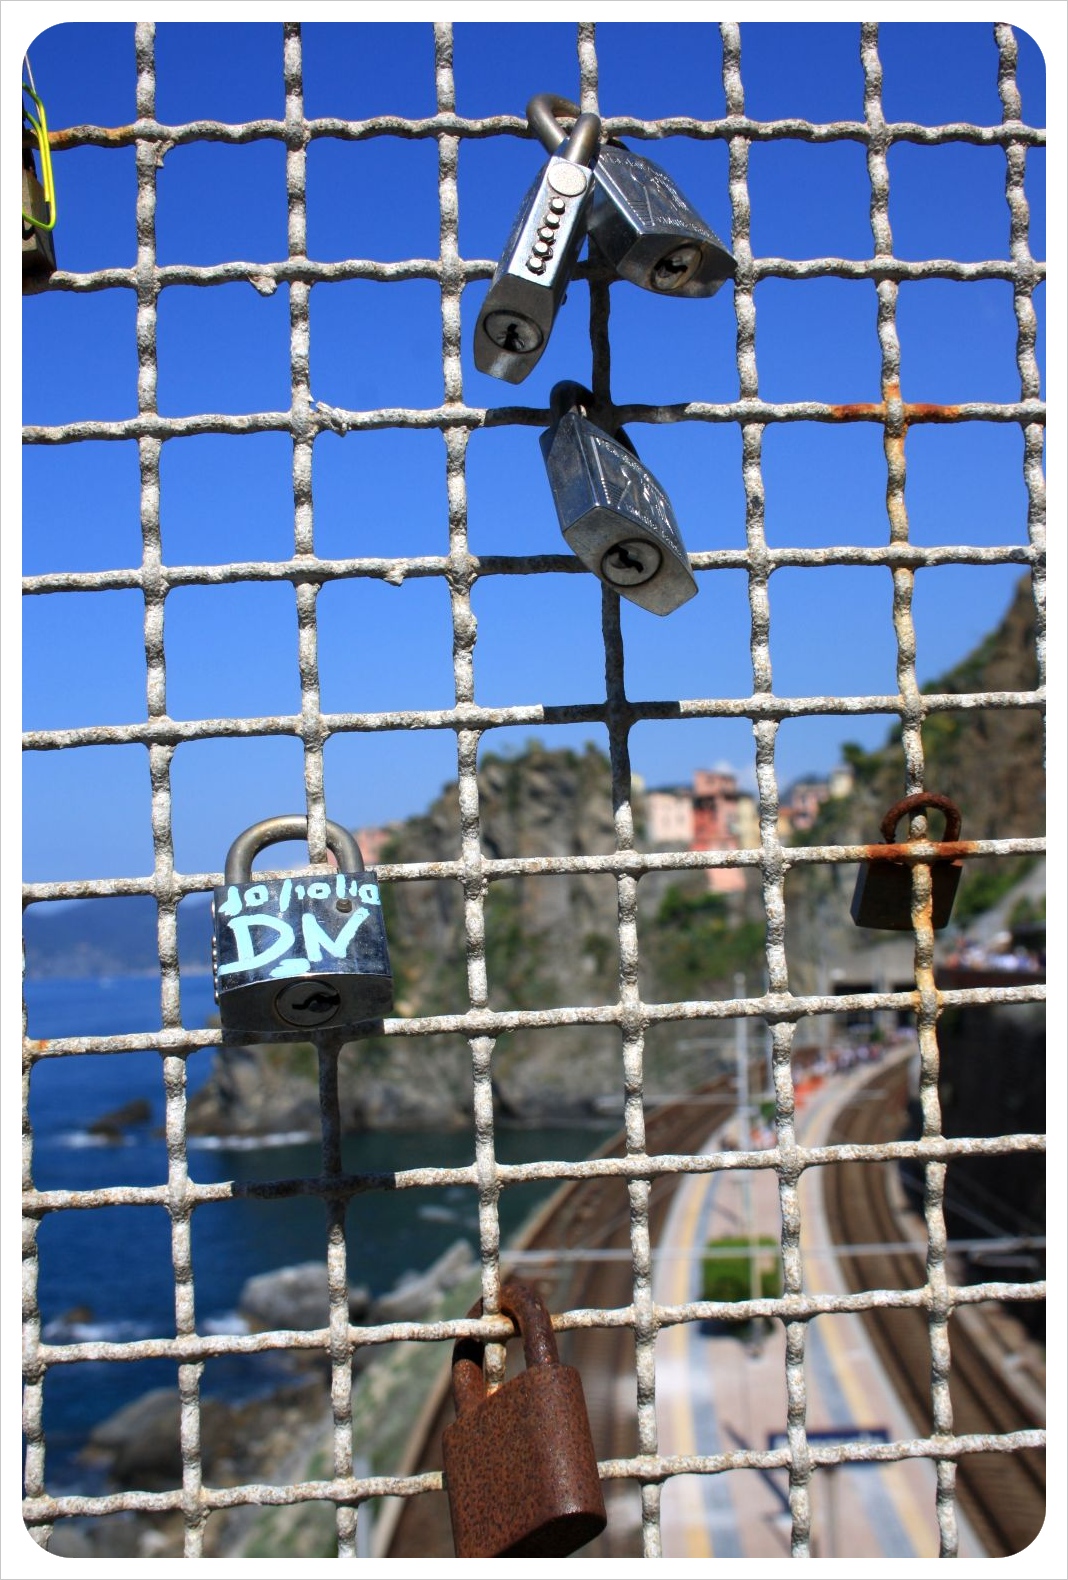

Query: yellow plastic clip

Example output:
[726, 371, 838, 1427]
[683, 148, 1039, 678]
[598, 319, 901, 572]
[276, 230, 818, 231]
[23, 82, 57, 232]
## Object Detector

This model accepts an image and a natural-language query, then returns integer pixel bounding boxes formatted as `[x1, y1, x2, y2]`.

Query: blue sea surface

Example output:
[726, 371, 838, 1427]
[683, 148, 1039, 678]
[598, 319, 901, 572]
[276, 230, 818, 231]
[24, 976, 614, 1493]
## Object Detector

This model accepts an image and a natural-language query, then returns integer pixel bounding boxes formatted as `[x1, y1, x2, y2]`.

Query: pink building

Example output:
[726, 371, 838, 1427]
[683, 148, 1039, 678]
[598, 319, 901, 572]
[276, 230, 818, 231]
[692, 769, 746, 892]
[645, 787, 695, 847]
[778, 778, 831, 835]
[354, 825, 393, 868]
[647, 770, 754, 893]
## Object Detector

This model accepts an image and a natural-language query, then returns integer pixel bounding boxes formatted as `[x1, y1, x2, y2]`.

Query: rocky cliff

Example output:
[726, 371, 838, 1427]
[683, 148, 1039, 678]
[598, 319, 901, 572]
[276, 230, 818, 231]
[188, 743, 711, 1134]
[188, 577, 1043, 1135]
[784, 572, 1044, 991]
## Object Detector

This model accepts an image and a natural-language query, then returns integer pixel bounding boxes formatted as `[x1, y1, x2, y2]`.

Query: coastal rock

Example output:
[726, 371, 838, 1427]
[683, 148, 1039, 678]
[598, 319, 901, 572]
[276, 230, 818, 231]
[237, 1242, 475, 1336]
[85, 1388, 225, 1489]
[240, 1263, 371, 1332]
[180, 577, 1045, 1143]
[368, 1239, 476, 1324]
[46, 1513, 151, 1559]
[83, 1380, 323, 1494]
[186, 743, 636, 1135]
[186, 1042, 322, 1139]
[88, 1097, 152, 1140]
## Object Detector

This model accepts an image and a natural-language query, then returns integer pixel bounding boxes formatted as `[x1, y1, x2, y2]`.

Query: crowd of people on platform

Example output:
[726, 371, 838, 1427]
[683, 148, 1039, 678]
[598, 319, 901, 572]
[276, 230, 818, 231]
[942, 930, 1044, 974]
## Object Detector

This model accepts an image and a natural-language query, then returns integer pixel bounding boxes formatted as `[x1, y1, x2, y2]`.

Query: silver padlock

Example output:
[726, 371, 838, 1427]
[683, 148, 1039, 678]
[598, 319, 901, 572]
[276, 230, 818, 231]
[541, 382, 697, 616]
[528, 94, 735, 298]
[211, 816, 392, 1036]
[474, 110, 601, 384]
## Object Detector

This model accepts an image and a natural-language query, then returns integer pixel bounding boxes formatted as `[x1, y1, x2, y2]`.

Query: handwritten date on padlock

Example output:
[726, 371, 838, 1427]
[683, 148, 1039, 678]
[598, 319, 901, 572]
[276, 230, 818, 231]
[215, 874, 382, 982]
[211, 815, 393, 1035]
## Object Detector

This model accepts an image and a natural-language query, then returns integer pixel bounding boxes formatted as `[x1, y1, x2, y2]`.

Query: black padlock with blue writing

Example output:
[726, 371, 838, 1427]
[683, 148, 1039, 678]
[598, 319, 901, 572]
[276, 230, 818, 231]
[212, 816, 392, 1035]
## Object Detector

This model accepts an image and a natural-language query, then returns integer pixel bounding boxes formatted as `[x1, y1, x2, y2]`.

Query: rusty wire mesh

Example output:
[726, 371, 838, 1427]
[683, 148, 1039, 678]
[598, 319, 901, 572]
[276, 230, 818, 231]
[22, 19, 1045, 1561]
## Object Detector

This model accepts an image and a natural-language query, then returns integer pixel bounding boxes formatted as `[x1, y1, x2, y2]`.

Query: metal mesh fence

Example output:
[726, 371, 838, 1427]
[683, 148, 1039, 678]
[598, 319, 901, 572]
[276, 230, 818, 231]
[22, 19, 1045, 1561]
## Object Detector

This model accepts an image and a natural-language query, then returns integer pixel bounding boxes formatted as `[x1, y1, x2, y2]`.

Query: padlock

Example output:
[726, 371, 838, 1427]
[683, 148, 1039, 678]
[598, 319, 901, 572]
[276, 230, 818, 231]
[473, 110, 601, 384]
[22, 131, 56, 292]
[541, 381, 697, 615]
[442, 1281, 607, 1558]
[528, 93, 735, 297]
[850, 793, 964, 931]
[211, 815, 392, 1034]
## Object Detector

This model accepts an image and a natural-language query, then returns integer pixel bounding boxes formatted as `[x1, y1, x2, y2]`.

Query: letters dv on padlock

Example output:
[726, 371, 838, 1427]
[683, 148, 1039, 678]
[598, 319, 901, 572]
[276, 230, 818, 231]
[474, 111, 601, 384]
[528, 94, 735, 297]
[442, 1282, 607, 1559]
[542, 381, 697, 615]
[211, 816, 393, 1035]
[851, 793, 964, 932]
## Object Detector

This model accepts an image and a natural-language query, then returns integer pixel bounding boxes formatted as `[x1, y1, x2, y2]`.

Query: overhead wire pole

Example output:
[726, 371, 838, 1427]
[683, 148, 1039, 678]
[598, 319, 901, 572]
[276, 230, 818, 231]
[733, 970, 760, 1327]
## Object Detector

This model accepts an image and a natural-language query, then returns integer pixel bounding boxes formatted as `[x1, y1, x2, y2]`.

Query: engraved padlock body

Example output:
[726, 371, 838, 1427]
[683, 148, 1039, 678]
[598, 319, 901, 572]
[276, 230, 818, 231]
[850, 793, 963, 932]
[474, 112, 601, 384]
[211, 816, 392, 1035]
[527, 94, 735, 297]
[590, 142, 736, 296]
[541, 382, 697, 616]
[442, 1282, 607, 1559]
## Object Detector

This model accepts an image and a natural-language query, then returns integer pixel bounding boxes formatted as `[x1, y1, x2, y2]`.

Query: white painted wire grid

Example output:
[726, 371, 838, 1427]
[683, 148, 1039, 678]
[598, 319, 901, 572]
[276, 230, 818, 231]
[22, 20, 1045, 1560]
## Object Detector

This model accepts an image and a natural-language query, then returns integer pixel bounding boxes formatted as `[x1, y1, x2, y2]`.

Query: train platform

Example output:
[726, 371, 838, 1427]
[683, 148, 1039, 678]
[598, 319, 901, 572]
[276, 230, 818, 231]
[653, 1045, 983, 1559]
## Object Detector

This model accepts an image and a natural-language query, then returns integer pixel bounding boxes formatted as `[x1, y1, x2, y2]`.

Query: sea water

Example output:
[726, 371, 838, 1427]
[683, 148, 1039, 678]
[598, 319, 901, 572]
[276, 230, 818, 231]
[23, 976, 614, 1492]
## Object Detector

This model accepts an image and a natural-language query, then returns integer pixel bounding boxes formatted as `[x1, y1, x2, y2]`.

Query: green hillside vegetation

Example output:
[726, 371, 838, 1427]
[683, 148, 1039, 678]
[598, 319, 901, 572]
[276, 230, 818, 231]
[648, 887, 765, 1001]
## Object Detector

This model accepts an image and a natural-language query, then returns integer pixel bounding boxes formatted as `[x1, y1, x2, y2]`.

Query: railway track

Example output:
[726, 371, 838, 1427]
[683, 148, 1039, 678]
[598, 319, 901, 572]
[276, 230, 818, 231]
[385, 1076, 738, 1558]
[385, 1060, 1044, 1559]
[822, 1060, 1046, 1557]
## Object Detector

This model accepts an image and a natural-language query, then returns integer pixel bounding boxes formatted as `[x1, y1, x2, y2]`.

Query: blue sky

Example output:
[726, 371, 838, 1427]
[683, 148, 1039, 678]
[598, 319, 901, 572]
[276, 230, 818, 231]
[19, 16, 1048, 884]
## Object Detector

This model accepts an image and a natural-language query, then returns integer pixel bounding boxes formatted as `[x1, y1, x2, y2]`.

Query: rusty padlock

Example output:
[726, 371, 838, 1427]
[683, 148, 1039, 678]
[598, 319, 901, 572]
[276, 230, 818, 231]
[851, 793, 964, 931]
[442, 1281, 607, 1558]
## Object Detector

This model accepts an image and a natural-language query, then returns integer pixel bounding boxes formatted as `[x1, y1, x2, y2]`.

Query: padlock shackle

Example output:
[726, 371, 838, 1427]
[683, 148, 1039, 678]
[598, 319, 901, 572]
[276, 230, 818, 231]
[527, 93, 574, 155]
[549, 380, 595, 425]
[528, 93, 603, 162]
[450, 1282, 561, 1418]
[223, 815, 364, 885]
[547, 381, 640, 459]
[530, 92, 622, 161]
[562, 110, 602, 172]
[880, 793, 962, 846]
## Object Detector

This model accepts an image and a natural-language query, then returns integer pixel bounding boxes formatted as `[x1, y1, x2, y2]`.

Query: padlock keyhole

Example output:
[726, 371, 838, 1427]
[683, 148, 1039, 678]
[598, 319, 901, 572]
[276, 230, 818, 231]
[652, 244, 701, 290]
[600, 538, 662, 588]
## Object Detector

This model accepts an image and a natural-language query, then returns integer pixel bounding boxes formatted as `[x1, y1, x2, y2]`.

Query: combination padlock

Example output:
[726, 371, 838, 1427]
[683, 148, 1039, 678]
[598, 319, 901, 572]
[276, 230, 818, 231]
[541, 381, 697, 615]
[851, 793, 964, 932]
[442, 1282, 607, 1558]
[528, 93, 735, 297]
[473, 110, 601, 384]
[211, 815, 392, 1034]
